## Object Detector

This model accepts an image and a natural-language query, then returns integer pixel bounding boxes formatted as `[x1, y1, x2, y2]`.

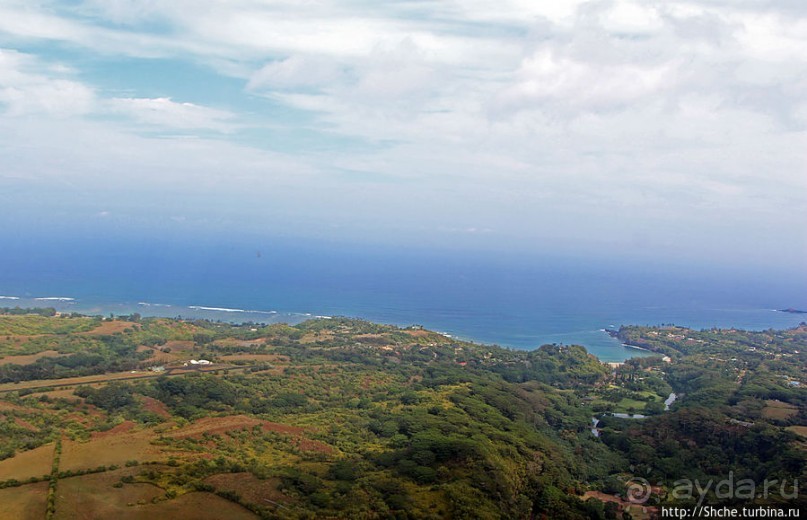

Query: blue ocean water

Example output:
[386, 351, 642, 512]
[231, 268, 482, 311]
[1, 234, 805, 362]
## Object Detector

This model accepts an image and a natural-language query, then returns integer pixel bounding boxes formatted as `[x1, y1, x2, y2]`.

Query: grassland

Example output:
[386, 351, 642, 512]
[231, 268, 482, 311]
[0, 443, 55, 481]
[54, 468, 259, 520]
[0, 480, 48, 519]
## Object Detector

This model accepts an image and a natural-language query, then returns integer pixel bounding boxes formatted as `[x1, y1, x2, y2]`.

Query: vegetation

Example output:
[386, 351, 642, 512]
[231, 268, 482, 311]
[0, 309, 804, 518]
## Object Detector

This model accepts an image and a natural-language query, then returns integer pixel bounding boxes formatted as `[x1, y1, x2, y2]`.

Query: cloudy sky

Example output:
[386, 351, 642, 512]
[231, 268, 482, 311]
[1, 0, 805, 272]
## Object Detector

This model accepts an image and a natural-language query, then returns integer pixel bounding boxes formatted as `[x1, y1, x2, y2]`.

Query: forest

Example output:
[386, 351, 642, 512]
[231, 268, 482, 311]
[0, 310, 804, 519]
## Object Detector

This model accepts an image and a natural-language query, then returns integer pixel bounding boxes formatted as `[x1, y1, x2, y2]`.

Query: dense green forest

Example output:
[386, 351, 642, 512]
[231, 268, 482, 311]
[0, 310, 804, 519]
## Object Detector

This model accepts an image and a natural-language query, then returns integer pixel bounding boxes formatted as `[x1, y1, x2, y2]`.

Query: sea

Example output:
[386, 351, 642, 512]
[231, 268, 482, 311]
[1, 234, 805, 362]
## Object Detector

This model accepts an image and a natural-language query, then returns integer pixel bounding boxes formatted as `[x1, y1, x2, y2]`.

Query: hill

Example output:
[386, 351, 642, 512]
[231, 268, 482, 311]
[0, 310, 804, 519]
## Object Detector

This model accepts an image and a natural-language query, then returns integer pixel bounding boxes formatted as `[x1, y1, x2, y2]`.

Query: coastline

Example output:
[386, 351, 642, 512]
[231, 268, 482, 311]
[0, 295, 660, 362]
[3, 292, 806, 363]
[621, 343, 653, 352]
[604, 328, 659, 354]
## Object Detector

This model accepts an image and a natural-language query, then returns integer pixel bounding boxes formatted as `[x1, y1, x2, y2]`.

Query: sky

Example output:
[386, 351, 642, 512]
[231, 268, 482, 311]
[1, 0, 806, 274]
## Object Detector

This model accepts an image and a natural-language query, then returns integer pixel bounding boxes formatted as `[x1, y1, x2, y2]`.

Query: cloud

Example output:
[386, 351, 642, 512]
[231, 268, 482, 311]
[0, 48, 95, 116]
[248, 55, 347, 91]
[106, 97, 238, 132]
[492, 49, 676, 114]
[0, 0, 804, 266]
[0, 48, 240, 133]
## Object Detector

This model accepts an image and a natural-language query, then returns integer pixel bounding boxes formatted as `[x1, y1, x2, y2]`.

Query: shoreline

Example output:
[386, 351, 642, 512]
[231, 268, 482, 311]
[604, 328, 662, 355]
[0, 298, 662, 363]
[621, 343, 653, 352]
[4, 294, 804, 362]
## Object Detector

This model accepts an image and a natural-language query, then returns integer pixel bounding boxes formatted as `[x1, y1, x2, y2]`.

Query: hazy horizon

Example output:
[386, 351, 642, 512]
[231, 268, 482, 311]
[1, 0, 805, 275]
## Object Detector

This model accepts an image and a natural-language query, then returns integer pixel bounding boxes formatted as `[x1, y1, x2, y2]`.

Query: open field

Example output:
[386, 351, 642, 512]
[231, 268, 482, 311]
[0, 364, 245, 394]
[136, 345, 178, 363]
[79, 320, 139, 336]
[0, 481, 49, 520]
[140, 396, 171, 419]
[299, 332, 334, 344]
[0, 349, 63, 366]
[55, 474, 163, 520]
[217, 353, 287, 363]
[787, 426, 807, 439]
[60, 426, 174, 472]
[0, 401, 25, 411]
[591, 396, 650, 414]
[26, 388, 85, 400]
[159, 340, 196, 352]
[205, 472, 291, 507]
[54, 469, 258, 520]
[169, 415, 306, 439]
[761, 400, 798, 420]
[214, 337, 268, 348]
[0, 371, 161, 393]
[0, 442, 54, 481]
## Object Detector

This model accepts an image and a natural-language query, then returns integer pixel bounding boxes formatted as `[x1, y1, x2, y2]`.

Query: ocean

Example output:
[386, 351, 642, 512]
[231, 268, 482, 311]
[1, 234, 805, 362]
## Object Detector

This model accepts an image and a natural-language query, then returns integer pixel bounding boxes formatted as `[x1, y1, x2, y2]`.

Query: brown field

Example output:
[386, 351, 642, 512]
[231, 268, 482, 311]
[0, 371, 160, 393]
[214, 337, 268, 348]
[0, 335, 34, 348]
[0, 400, 25, 411]
[404, 329, 431, 338]
[14, 417, 38, 431]
[582, 490, 626, 506]
[295, 437, 334, 454]
[0, 481, 49, 520]
[55, 469, 258, 520]
[300, 332, 334, 344]
[92, 421, 136, 439]
[55, 469, 163, 520]
[0, 443, 54, 481]
[79, 320, 138, 335]
[161, 340, 196, 352]
[0, 349, 63, 366]
[168, 415, 334, 454]
[761, 400, 798, 420]
[61, 427, 174, 472]
[26, 388, 84, 400]
[140, 396, 171, 419]
[136, 345, 177, 363]
[217, 353, 287, 363]
[55, 468, 256, 520]
[168, 415, 303, 439]
[205, 472, 292, 507]
[787, 426, 807, 439]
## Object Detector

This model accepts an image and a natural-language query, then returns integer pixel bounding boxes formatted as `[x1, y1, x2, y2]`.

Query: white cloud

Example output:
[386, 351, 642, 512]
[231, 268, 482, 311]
[0, 48, 95, 116]
[106, 97, 238, 132]
[600, 0, 664, 34]
[248, 55, 347, 90]
[493, 49, 675, 113]
[0, 49, 239, 133]
[0, 0, 805, 263]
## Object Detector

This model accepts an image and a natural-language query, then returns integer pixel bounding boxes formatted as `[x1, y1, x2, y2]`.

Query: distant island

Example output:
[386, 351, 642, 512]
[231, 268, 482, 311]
[778, 307, 807, 314]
